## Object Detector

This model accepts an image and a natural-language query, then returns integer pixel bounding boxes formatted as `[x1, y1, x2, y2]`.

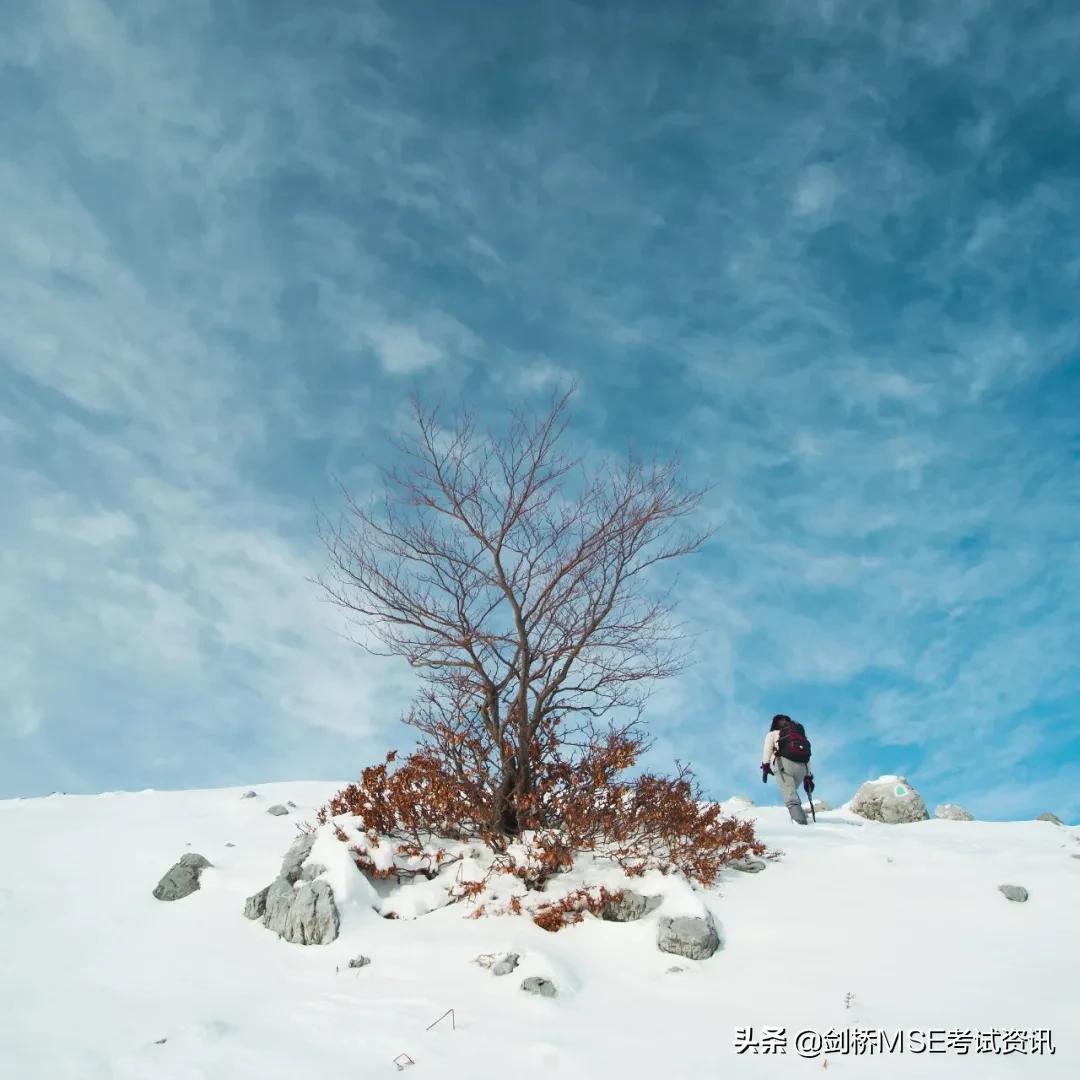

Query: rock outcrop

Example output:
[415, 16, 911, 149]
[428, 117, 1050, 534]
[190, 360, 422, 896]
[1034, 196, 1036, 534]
[245, 833, 339, 945]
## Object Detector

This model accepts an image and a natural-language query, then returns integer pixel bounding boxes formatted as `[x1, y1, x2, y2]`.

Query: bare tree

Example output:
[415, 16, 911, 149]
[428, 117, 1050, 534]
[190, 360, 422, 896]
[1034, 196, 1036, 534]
[317, 391, 708, 838]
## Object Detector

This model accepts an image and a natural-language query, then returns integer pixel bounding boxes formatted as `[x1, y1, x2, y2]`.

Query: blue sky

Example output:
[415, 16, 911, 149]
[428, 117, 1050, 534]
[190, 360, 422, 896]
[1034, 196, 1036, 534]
[2, 0, 1078, 821]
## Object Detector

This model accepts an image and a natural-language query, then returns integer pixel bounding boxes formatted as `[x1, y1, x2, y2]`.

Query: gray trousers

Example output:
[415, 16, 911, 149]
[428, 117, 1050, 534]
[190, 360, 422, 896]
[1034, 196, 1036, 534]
[775, 757, 808, 824]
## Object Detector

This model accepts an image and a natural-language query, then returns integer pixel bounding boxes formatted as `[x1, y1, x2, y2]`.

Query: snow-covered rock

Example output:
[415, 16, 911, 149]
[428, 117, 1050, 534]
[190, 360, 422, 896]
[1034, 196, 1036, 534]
[280, 834, 316, 882]
[850, 776, 929, 824]
[729, 857, 766, 873]
[152, 853, 212, 901]
[935, 803, 974, 821]
[1037, 812, 1064, 826]
[657, 914, 721, 960]
[492, 953, 519, 976]
[267, 804, 290, 816]
[600, 890, 661, 922]
[521, 976, 556, 998]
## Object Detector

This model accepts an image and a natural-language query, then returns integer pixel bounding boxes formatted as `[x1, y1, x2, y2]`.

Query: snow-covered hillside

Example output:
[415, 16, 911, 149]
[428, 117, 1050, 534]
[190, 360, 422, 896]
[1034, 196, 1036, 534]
[1, 782, 1076, 1079]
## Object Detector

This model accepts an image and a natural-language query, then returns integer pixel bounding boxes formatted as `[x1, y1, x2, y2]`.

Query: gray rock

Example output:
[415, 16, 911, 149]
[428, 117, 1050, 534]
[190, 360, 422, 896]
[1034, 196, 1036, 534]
[241, 790, 258, 799]
[935, 804, 974, 821]
[279, 833, 316, 884]
[666, 966, 686, 974]
[1070, 854, 1080, 860]
[657, 914, 721, 960]
[521, 976, 556, 998]
[729, 857, 766, 873]
[253, 833, 339, 945]
[152, 854, 213, 901]
[267, 804, 289, 816]
[263, 876, 298, 936]
[492, 953, 520, 976]
[347, 955, 371, 969]
[224, 842, 236, 848]
[281, 880, 340, 945]
[999, 884, 1029, 903]
[850, 777, 929, 824]
[1037, 812, 1065, 826]
[601, 890, 662, 922]
[243, 886, 270, 920]
[287, 801, 297, 808]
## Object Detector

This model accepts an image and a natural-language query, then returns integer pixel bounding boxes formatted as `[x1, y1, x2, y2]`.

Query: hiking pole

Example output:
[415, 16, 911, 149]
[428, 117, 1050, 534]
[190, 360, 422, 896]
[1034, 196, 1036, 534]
[805, 775, 817, 823]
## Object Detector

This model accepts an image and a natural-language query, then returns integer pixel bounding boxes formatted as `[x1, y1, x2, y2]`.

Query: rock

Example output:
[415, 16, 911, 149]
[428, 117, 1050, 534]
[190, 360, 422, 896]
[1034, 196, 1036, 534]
[287, 801, 297, 808]
[492, 953, 519, 976]
[999, 884, 1029, 903]
[263, 877, 298, 936]
[282, 880, 340, 945]
[224, 842, 236, 848]
[657, 914, 721, 960]
[347, 955, 371, 969]
[666, 966, 686, 974]
[850, 777, 929, 824]
[267, 804, 289, 816]
[241, 790, 258, 799]
[729, 857, 766, 873]
[152, 854, 213, 901]
[935, 804, 974, 821]
[279, 833, 316, 883]
[1070, 854, 1080, 860]
[253, 833, 339, 944]
[601, 890, 662, 922]
[1037, 812, 1065, 826]
[521, 976, 556, 998]
[243, 886, 270, 920]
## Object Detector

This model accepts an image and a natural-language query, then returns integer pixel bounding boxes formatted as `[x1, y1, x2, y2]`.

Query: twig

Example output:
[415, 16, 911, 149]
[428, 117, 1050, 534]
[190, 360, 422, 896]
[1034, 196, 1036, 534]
[426, 1008, 456, 1032]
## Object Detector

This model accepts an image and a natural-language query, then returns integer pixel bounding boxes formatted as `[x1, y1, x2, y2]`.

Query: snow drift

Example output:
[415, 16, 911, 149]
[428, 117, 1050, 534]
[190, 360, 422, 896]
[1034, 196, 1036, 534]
[1, 782, 1077, 1079]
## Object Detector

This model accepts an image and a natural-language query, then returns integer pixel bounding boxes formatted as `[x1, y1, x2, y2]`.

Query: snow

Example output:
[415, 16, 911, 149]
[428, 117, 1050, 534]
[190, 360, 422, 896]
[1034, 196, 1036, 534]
[1, 782, 1077, 1078]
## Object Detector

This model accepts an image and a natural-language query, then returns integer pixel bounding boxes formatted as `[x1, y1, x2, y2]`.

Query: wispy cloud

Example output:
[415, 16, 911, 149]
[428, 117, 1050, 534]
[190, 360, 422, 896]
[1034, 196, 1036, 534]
[1, 0, 1077, 819]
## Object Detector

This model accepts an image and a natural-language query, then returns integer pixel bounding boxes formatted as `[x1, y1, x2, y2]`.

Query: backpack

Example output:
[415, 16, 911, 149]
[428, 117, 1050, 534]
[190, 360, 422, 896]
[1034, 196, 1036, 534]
[777, 719, 812, 764]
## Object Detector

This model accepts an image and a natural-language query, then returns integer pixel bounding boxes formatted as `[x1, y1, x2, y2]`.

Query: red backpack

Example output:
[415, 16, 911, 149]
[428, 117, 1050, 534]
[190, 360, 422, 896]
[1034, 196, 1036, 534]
[777, 719, 812, 763]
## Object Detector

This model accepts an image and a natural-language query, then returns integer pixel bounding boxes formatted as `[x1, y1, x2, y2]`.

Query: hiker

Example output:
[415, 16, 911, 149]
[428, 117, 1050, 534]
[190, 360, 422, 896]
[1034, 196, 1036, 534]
[761, 714, 815, 824]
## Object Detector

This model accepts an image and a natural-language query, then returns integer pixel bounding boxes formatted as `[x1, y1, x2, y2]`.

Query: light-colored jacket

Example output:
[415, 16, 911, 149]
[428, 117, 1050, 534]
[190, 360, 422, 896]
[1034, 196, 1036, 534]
[762, 729, 780, 766]
[762, 728, 811, 768]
